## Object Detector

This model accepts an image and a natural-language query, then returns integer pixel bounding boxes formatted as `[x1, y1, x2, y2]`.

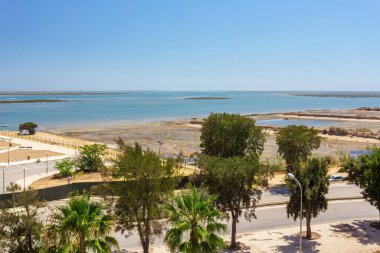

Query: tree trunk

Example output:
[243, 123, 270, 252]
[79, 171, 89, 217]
[306, 215, 312, 239]
[142, 240, 149, 253]
[230, 212, 237, 249]
[79, 235, 85, 252]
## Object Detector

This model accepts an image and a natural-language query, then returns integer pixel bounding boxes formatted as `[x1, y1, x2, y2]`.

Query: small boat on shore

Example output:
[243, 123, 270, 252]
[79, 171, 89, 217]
[1, 124, 9, 127]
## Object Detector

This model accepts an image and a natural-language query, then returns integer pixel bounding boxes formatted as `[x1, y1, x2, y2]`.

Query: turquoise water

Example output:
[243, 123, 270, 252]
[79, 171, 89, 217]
[0, 91, 380, 130]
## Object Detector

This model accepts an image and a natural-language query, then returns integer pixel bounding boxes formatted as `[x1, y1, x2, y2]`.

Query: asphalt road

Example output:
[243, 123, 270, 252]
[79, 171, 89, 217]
[0, 160, 59, 193]
[261, 182, 362, 204]
[113, 199, 378, 251]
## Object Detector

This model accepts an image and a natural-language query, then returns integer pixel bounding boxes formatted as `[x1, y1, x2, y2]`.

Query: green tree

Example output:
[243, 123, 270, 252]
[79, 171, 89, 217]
[19, 122, 38, 135]
[287, 158, 330, 239]
[200, 155, 263, 249]
[340, 148, 380, 227]
[165, 187, 227, 253]
[45, 192, 118, 253]
[276, 125, 321, 171]
[0, 184, 45, 253]
[111, 139, 181, 253]
[200, 113, 265, 158]
[77, 144, 107, 172]
[54, 158, 75, 177]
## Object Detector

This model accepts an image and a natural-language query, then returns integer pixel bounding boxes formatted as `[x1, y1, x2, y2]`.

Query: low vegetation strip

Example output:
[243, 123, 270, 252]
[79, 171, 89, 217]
[0, 99, 66, 103]
[0, 91, 131, 95]
[290, 92, 380, 98]
[285, 111, 380, 120]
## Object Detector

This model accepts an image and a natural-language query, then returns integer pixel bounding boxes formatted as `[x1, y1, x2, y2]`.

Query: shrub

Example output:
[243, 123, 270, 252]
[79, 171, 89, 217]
[54, 159, 75, 177]
[356, 128, 372, 133]
[328, 127, 348, 136]
[77, 144, 107, 172]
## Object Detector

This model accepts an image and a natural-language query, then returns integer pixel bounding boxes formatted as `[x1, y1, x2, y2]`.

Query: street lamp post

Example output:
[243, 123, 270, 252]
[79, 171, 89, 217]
[7, 138, 11, 167]
[46, 152, 49, 174]
[157, 141, 163, 158]
[287, 173, 303, 253]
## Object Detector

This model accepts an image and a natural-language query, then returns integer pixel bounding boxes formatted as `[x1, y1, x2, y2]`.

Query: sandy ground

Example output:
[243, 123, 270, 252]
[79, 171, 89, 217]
[0, 140, 10, 148]
[219, 219, 380, 253]
[0, 150, 63, 163]
[121, 219, 380, 253]
[53, 120, 202, 157]
[44, 108, 380, 164]
[50, 120, 379, 163]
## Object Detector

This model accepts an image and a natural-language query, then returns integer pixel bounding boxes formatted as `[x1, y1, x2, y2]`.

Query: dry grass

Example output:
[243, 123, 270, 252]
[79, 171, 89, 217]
[30, 166, 196, 189]
[31, 172, 104, 189]
[0, 150, 63, 163]
[0, 141, 10, 148]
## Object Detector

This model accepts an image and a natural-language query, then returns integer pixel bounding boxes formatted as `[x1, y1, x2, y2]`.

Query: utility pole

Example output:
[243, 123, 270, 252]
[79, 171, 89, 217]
[46, 152, 49, 173]
[7, 138, 11, 166]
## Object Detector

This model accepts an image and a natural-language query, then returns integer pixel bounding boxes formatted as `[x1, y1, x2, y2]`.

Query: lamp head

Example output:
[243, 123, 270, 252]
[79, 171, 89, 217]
[287, 173, 295, 180]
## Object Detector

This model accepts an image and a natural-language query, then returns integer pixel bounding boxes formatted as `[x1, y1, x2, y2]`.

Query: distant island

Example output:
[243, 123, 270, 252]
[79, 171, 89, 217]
[289, 92, 380, 98]
[0, 99, 66, 104]
[184, 97, 230, 100]
[0, 91, 131, 96]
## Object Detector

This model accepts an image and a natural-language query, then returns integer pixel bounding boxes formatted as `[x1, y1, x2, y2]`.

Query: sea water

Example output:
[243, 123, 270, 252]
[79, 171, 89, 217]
[0, 91, 379, 130]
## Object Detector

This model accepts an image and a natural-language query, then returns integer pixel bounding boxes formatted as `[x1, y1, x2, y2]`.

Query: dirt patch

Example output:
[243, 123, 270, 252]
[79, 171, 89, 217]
[224, 241, 250, 251]
[31, 166, 196, 189]
[0, 150, 63, 163]
[300, 231, 321, 240]
[0, 141, 10, 148]
[31, 172, 104, 189]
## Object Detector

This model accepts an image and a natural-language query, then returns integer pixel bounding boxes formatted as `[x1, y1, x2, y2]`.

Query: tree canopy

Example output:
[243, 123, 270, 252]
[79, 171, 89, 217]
[340, 148, 380, 226]
[165, 187, 227, 253]
[276, 125, 321, 171]
[200, 155, 263, 248]
[19, 122, 38, 135]
[77, 144, 107, 172]
[0, 184, 45, 253]
[287, 158, 329, 238]
[200, 113, 265, 158]
[111, 139, 181, 253]
[54, 158, 75, 177]
[44, 192, 118, 253]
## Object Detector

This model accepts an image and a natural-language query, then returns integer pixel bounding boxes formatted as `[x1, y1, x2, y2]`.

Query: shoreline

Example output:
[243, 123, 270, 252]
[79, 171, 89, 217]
[39, 108, 380, 159]
[43, 107, 380, 133]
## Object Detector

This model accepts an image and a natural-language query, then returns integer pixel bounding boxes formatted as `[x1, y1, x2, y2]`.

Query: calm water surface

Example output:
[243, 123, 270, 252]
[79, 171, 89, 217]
[0, 91, 379, 130]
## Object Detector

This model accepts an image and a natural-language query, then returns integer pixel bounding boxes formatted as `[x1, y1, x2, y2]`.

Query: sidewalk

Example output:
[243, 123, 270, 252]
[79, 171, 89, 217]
[0, 134, 75, 167]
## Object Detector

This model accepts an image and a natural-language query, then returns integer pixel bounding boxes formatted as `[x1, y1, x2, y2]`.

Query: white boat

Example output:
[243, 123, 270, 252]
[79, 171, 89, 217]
[1, 124, 9, 127]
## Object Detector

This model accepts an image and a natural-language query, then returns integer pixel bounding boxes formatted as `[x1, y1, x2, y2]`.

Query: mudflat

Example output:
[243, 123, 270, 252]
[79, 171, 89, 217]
[49, 108, 380, 161]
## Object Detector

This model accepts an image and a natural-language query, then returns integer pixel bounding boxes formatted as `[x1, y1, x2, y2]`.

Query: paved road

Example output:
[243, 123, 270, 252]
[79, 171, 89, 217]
[0, 160, 60, 193]
[261, 182, 362, 205]
[114, 199, 378, 251]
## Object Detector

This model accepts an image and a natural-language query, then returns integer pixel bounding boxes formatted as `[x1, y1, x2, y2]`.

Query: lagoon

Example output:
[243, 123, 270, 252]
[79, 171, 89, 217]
[1, 91, 380, 130]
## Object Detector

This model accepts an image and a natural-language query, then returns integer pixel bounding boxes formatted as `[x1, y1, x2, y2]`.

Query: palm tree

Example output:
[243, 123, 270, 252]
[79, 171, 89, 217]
[165, 187, 227, 253]
[46, 192, 119, 253]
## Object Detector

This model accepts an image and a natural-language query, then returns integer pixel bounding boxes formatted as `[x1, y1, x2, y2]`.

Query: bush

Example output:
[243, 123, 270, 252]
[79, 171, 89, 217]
[54, 159, 75, 177]
[328, 127, 348, 136]
[356, 128, 371, 133]
[19, 122, 38, 135]
[77, 144, 107, 172]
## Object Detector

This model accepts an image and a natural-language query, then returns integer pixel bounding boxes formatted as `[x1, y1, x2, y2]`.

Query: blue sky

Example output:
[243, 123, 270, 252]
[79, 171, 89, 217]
[0, 0, 379, 91]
